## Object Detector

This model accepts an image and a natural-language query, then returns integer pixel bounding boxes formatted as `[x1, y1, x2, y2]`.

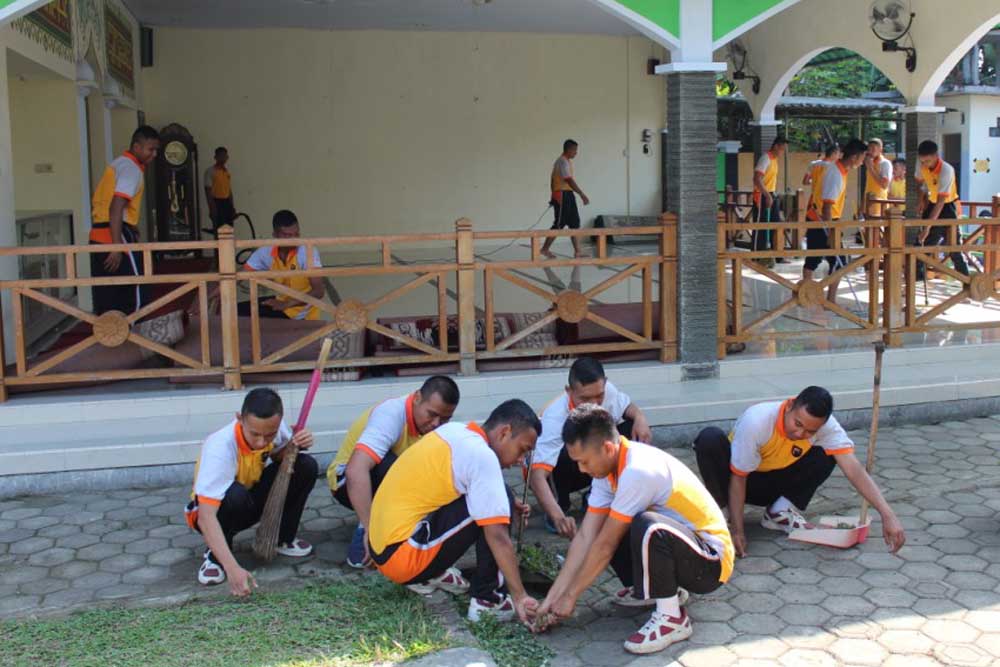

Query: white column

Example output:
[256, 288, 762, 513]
[677, 0, 715, 64]
[102, 98, 116, 165]
[0, 48, 17, 360]
[76, 83, 95, 310]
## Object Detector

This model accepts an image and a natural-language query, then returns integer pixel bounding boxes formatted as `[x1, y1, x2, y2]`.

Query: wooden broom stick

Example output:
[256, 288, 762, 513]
[858, 341, 885, 526]
[253, 337, 334, 561]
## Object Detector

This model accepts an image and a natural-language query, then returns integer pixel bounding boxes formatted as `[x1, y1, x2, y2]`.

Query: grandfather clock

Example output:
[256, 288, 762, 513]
[153, 123, 201, 244]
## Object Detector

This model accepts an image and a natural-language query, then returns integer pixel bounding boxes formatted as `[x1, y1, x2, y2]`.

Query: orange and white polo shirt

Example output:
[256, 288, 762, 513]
[533, 380, 633, 472]
[90, 151, 146, 243]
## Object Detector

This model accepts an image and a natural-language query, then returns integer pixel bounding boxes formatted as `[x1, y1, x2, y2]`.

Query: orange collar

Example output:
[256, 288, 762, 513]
[215, 163, 228, 172]
[835, 160, 849, 177]
[775, 399, 793, 439]
[405, 393, 419, 437]
[123, 151, 145, 172]
[930, 158, 943, 175]
[466, 421, 487, 440]
[608, 437, 630, 492]
[767, 150, 777, 161]
[270, 245, 299, 264]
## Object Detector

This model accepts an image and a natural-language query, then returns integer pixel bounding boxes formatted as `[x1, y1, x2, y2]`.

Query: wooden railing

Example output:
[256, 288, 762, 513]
[718, 211, 1000, 356]
[0, 217, 677, 401]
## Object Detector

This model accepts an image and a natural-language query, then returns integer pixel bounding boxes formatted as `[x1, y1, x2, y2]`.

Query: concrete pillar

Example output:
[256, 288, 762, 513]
[102, 98, 115, 165]
[0, 48, 17, 360]
[902, 108, 943, 219]
[664, 69, 720, 379]
[76, 83, 95, 310]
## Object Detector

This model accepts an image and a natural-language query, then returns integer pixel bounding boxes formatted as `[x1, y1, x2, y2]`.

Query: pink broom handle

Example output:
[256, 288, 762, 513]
[295, 337, 333, 432]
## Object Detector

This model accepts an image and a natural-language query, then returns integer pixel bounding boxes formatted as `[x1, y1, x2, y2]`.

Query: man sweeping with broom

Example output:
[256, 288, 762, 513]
[693, 386, 905, 557]
[185, 388, 317, 595]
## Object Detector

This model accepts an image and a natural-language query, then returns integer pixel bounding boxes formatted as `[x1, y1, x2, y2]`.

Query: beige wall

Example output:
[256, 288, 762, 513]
[9, 77, 84, 235]
[142, 29, 668, 238]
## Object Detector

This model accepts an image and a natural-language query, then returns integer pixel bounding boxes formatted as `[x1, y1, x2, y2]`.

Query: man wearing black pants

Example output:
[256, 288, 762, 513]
[693, 386, 906, 558]
[185, 388, 317, 595]
[534, 405, 733, 655]
[541, 139, 590, 259]
[916, 140, 970, 280]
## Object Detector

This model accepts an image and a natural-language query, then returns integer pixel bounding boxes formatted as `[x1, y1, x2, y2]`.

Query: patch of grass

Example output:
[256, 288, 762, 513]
[466, 614, 554, 667]
[518, 543, 560, 580]
[0, 578, 450, 667]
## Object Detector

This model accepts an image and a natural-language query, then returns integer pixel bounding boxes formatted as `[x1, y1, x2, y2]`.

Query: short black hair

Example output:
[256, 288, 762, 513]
[867, 138, 883, 148]
[214, 146, 227, 156]
[241, 388, 284, 419]
[791, 386, 833, 421]
[562, 403, 618, 449]
[841, 139, 868, 161]
[420, 375, 460, 406]
[772, 137, 789, 147]
[824, 144, 840, 158]
[918, 140, 938, 157]
[272, 209, 299, 230]
[568, 357, 605, 388]
[483, 399, 542, 438]
[893, 158, 906, 167]
[563, 139, 579, 152]
[130, 125, 159, 146]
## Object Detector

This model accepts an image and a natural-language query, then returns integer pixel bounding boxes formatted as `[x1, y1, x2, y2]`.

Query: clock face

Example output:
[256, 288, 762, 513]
[164, 140, 189, 166]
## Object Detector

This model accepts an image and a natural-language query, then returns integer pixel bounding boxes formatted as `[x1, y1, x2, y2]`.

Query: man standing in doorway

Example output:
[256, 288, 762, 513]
[916, 140, 970, 280]
[89, 125, 160, 315]
[863, 138, 893, 218]
[541, 139, 589, 259]
[752, 136, 788, 254]
[205, 147, 235, 229]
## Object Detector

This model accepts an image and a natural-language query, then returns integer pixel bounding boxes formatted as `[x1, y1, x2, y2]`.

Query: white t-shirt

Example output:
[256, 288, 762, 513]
[532, 380, 633, 471]
[245, 246, 322, 273]
[873, 155, 893, 186]
[730, 400, 853, 474]
[755, 152, 772, 175]
[821, 163, 847, 205]
[193, 419, 293, 502]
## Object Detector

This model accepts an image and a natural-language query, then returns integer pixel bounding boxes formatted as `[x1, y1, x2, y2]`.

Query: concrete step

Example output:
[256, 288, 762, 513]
[2, 342, 1000, 496]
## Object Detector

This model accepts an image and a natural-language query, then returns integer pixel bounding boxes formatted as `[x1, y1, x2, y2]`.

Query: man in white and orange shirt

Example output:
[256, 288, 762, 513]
[327, 376, 460, 568]
[204, 146, 236, 228]
[89, 125, 160, 314]
[533, 404, 733, 655]
[863, 138, 893, 218]
[368, 399, 540, 624]
[185, 388, 317, 594]
[752, 136, 787, 252]
[916, 140, 970, 280]
[694, 386, 905, 558]
[241, 209, 326, 319]
[528, 357, 652, 540]
[803, 138, 867, 302]
[541, 139, 590, 259]
[801, 144, 840, 188]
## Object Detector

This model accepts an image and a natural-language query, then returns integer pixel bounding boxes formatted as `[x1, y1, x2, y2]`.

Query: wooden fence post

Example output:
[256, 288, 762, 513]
[989, 195, 1000, 285]
[455, 218, 477, 375]
[0, 288, 6, 403]
[883, 213, 904, 348]
[660, 213, 678, 363]
[217, 225, 242, 391]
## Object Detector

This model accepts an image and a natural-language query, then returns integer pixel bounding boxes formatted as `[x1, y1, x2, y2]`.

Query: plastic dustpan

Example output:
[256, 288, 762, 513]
[788, 515, 872, 549]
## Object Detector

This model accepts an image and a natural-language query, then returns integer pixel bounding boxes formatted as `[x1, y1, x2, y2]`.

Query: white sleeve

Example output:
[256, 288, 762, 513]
[821, 165, 844, 203]
[587, 476, 614, 512]
[355, 400, 406, 462]
[297, 246, 322, 269]
[460, 448, 511, 526]
[729, 406, 772, 475]
[604, 381, 632, 424]
[938, 164, 955, 193]
[558, 158, 572, 179]
[113, 162, 143, 200]
[608, 468, 663, 523]
[244, 247, 272, 271]
[879, 159, 893, 182]
[193, 441, 236, 502]
[755, 153, 771, 174]
[204, 167, 215, 189]
[533, 402, 567, 470]
[813, 416, 854, 455]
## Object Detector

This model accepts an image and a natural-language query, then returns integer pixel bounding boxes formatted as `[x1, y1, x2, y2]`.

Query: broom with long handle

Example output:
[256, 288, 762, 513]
[516, 451, 533, 556]
[856, 340, 885, 531]
[253, 337, 334, 561]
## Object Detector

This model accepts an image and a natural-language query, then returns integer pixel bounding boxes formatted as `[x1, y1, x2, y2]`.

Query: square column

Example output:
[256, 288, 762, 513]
[662, 66, 724, 379]
[0, 48, 17, 362]
[902, 108, 943, 218]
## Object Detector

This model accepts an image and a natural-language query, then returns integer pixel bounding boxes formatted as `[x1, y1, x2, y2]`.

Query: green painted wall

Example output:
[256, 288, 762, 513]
[713, 0, 786, 41]
[615, 0, 680, 41]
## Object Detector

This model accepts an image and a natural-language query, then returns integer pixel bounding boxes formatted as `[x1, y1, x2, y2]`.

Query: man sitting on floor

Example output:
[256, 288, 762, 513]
[529, 357, 652, 539]
[241, 209, 326, 320]
[368, 399, 540, 624]
[533, 405, 733, 655]
[694, 385, 906, 557]
[184, 388, 317, 595]
[326, 375, 460, 568]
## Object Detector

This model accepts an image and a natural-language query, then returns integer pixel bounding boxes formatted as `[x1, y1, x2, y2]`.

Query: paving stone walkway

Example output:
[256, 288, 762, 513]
[1, 416, 999, 667]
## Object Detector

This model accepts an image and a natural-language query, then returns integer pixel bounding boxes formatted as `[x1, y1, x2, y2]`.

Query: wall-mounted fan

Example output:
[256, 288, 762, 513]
[869, 0, 916, 72]
[728, 40, 761, 94]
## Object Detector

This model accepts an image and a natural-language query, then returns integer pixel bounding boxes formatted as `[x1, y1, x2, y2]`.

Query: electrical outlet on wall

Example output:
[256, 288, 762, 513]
[34, 163, 54, 174]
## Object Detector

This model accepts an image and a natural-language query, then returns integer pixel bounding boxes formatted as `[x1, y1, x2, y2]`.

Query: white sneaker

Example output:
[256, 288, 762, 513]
[623, 609, 692, 654]
[467, 593, 515, 622]
[406, 567, 469, 596]
[611, 586, 689, 608]
[276, 538, 314, 557]
[761, 506, 812, 533]
[197, 552, 226, 586]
